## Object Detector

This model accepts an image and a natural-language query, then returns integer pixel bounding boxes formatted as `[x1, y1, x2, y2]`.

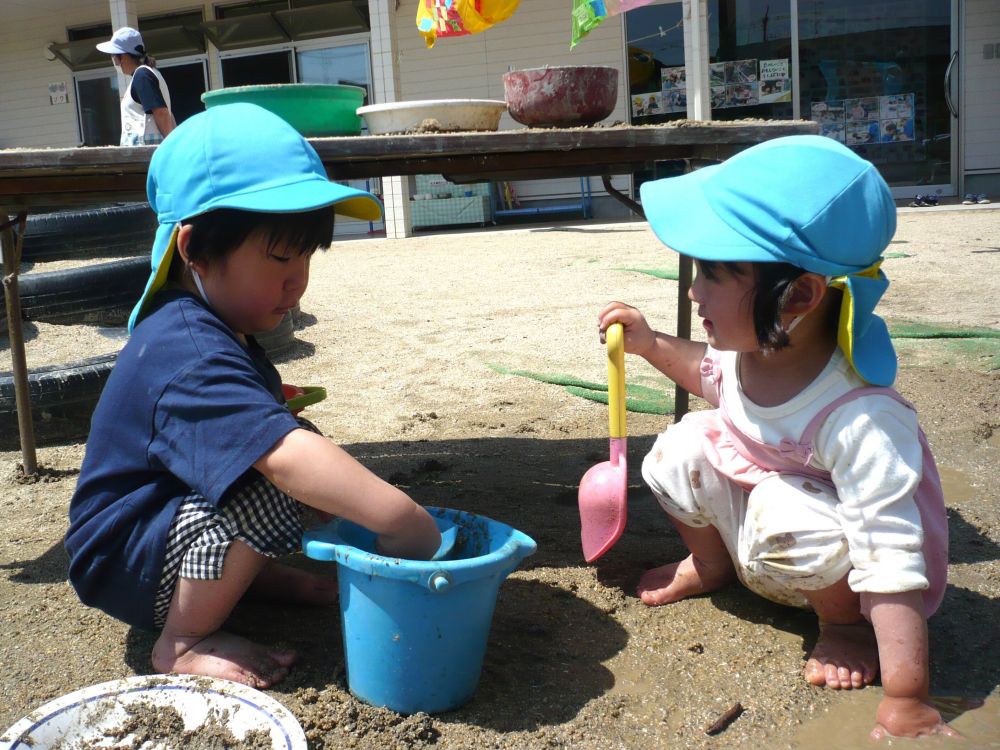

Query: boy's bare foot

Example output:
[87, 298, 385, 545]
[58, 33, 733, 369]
[152, 630, 298, 689]
[804, 621, 878, 689]
[247, 561, 337, 605]
[637, 553, 735, 606]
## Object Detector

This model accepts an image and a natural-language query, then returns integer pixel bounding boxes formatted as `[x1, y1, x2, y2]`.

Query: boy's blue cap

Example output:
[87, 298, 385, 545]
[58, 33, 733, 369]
[639, 134, 897, 386]
[128, 102, 383, 332]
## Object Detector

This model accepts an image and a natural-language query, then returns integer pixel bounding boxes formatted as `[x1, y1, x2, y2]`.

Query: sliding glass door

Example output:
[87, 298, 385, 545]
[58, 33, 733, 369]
[624, 0, 957, 195]
[797, 0, 956, 193]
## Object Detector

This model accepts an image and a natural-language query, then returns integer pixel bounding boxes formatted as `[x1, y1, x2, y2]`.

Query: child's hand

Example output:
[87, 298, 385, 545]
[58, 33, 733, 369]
[375, 509, 441, 561]
[598, 302, 656, 358]
[871, 696, 961, 741]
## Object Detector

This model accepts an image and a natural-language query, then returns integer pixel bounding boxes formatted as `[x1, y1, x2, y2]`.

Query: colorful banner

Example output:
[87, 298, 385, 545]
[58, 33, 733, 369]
[417, 0, 520, 48]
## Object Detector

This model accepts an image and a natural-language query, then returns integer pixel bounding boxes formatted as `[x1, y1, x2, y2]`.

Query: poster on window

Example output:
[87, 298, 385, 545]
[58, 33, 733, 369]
[879, 93, 914, 142]
[844, 97, 880, 145]
[726, 59, 757, 84]
[660, 66, 686, 90]
[661, 88, 687, 113]
[659, 66, 688, 112]
[811, 101, 846, 143]
[710, 62, 727, 87]
[707, 59, 761, 108]
[632, 92, 665, 117]
[814, 93, 914, 146]
[758, 59, 791, 103]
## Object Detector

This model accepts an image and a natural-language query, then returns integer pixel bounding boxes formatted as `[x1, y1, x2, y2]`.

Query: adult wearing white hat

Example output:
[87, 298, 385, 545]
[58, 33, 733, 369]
[97, 27, 176, 146]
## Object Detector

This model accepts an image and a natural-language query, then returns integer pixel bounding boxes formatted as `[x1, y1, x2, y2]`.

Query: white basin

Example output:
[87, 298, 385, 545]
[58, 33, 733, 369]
[357, 99, 507, 135]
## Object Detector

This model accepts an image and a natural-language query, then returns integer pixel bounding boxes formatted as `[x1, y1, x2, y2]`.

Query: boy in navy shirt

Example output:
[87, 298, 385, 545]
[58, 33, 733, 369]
[66, 104, 441, 688]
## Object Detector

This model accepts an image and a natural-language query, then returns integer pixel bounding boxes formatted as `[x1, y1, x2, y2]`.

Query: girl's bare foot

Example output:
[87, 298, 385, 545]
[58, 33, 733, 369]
[152, 630, 298, 689]
[804, 622, 878, 689]
[247, 561, 337, 606]
[637, 553, 735, 606]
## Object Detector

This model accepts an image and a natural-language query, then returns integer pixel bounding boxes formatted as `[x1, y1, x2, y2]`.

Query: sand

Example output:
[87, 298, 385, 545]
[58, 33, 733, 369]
[1, 206, 998, 749]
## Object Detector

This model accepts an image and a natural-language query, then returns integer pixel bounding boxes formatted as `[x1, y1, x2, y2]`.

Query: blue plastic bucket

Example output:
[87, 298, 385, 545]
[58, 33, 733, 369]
[302, 507, 536, 714]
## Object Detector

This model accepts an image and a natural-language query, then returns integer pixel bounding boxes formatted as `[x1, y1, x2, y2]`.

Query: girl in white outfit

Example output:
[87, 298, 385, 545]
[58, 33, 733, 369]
[598, 135, 956, 741]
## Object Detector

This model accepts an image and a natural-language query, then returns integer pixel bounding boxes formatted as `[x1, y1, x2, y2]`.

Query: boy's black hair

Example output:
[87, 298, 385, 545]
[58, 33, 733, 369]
[697, 259, 832, 352]
[177, 206, 335, 269]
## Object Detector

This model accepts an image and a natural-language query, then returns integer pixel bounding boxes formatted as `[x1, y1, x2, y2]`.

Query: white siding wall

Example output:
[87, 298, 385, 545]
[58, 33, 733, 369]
[389, 1, 630, 201]
[962, 0, 1000, 173]
[0, 0, 203, 149]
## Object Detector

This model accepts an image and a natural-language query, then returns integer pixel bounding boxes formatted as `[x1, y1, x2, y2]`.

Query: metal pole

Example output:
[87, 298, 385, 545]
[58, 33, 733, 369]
[1, 212, 37, 475]
[675, 0, 709, 422]
[674, 253, 692, 422]
[683, 0, 712, 122]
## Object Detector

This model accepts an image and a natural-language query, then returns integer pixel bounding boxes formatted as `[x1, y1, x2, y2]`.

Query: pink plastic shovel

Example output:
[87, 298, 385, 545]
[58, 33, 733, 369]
[578, 322, 627, 563]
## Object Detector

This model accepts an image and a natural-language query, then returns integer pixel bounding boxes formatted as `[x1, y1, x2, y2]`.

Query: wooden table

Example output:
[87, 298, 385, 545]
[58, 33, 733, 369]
[1, 120, 818, 470]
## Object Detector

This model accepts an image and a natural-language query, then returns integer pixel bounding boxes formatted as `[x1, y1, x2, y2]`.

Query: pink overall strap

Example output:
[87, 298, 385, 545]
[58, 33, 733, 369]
[798, 386, 914, 447]
[798, 385, 948, 617]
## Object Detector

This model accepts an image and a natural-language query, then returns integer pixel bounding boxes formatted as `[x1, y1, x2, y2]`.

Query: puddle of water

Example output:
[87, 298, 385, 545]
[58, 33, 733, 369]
[792, 693, 1000, 749]
[937, 467, 976, 504]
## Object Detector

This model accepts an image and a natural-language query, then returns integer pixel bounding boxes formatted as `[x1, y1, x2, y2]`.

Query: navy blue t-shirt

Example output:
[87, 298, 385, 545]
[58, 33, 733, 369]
[65, 290, 300, 629]
[130, 67, 167, 113]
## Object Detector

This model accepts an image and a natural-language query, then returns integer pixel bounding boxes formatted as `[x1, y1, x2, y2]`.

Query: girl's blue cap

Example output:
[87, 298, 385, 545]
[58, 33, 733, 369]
[639, 134, 898, 386]
[128, 103, 383, 332]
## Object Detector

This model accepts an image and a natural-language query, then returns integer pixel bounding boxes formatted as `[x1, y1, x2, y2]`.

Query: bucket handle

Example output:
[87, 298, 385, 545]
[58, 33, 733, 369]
[426, 570, 452, 593]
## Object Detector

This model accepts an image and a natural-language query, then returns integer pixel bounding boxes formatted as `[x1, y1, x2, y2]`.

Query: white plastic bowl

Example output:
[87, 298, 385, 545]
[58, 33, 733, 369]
[0, 675, 307, 750]
[357, 99, 507, 134]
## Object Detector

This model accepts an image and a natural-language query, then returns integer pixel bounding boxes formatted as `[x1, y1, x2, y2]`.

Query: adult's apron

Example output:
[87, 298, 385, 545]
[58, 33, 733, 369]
[120, 65, 172, 146]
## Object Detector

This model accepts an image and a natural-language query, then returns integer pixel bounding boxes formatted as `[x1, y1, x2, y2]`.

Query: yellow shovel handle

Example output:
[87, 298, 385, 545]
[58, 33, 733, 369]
[606, 323, 626, 438]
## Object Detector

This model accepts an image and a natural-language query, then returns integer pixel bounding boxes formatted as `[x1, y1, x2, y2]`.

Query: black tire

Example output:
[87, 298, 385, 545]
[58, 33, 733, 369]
[19, 203, 157, 262]
[255, 311, 296, 360]
[0, 353, 118, 448]
[15, 257, 149, 326]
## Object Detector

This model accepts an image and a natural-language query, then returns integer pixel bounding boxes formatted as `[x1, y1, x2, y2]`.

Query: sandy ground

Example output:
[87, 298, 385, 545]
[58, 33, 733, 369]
[1, 206, 998, 749]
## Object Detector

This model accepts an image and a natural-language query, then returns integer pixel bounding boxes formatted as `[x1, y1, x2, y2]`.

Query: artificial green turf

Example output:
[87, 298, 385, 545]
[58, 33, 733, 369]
[490, 364, 675, 415]
[888, 321, 1000, 339]
[614, 267, 679, 281]
[492, 322, 1000, 417]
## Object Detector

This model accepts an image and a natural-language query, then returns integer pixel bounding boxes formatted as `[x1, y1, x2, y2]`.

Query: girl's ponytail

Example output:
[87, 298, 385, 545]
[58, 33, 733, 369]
[134, 45, 156, 68]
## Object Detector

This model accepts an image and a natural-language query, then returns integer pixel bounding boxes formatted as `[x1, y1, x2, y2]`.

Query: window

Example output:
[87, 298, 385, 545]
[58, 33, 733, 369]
[625, 0, 793, 124]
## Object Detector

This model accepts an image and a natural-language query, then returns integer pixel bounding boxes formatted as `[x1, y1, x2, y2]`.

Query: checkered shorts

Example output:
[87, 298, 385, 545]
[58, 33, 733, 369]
[151, 418, 319, 627]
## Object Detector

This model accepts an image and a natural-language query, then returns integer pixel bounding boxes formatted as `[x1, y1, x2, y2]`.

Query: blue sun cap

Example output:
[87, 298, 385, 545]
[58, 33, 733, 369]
[639, 135, 898, 386]
[128, 102, 383, 332]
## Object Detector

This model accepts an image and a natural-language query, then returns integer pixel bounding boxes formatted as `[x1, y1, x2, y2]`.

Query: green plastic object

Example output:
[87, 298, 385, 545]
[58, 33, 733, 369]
[285, 386, 327, 413]
[200, 84, 365, 136]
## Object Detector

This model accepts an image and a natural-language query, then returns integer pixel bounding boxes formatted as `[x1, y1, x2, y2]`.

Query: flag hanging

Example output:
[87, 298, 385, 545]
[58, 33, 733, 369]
[417, 0, 521, 48]
[571, 0, 659, 49]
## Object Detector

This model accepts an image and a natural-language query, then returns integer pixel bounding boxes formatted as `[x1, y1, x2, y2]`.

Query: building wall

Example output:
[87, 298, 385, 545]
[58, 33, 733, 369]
[4, 1, 998, 199]
[962, 0, 1000, 183]
[0, 0, 203, 149]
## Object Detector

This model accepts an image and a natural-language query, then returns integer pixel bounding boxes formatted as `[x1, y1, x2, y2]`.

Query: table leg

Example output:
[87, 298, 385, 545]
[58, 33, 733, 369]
[674, 253, 692, 422]
[601, 175, 644, 219]
[1, 212, 37, 475]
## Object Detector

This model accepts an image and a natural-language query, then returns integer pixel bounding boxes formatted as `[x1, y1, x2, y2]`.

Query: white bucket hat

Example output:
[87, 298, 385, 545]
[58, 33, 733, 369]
[96, 27, 145, 56]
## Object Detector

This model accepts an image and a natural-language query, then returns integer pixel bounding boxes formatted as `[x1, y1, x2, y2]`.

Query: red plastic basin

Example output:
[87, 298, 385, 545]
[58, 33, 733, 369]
[503, 66, 619, 128]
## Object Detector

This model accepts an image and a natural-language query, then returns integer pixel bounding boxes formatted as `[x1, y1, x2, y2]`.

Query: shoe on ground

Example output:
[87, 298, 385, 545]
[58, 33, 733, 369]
[976, 193, 991, 204]
[909, 196, 928, 207]
[962, 194, 977, 204]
